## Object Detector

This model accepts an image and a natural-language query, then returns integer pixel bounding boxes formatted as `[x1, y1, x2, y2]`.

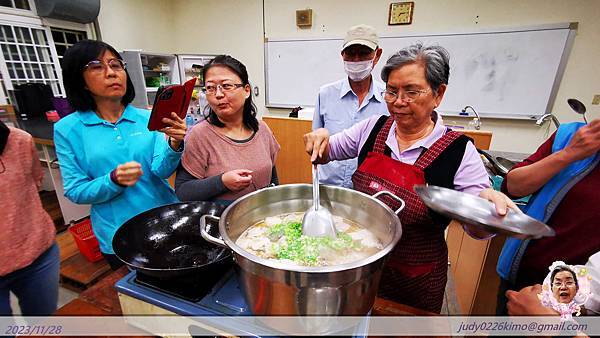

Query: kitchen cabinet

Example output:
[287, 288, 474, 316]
[262, 116, 312, 184]
[263, 115, 499, 314]
[121, 50, 181, 109]
[447, 222, 505, 314]
[460, 129, 492, 150]
[445, 133, 503, 315]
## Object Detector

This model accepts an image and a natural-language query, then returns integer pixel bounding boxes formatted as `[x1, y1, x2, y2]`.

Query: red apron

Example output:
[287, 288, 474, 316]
[352, 117, 462, 313]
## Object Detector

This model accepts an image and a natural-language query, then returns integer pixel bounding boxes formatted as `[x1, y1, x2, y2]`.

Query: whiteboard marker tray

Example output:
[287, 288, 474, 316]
[414, 185, 555, 239]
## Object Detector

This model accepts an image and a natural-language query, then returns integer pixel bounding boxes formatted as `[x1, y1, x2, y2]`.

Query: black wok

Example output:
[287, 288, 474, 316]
[113, 201, 231, 279]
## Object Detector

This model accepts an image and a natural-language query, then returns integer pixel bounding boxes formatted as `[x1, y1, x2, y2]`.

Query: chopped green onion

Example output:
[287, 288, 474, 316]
[267, 221, 357, 266]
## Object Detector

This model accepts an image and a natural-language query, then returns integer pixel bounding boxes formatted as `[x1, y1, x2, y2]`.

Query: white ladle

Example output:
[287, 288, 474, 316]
[301, 164, 337, 238]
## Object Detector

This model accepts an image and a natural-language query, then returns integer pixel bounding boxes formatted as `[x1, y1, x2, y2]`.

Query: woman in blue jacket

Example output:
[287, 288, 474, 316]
[54, 40, 186, 269]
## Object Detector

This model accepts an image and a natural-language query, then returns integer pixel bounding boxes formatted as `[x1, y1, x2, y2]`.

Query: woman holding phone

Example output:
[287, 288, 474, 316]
[175, 55, 280, 205]
[54, 39, 187, 269]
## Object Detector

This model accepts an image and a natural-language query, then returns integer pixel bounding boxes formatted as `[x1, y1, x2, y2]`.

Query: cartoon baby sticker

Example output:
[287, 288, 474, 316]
[539, 261, 593, 320]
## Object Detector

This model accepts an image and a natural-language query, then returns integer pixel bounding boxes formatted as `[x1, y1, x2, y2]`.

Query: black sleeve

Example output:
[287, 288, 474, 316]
[271, 166, 279, 186]
[174, 164, 229, 201]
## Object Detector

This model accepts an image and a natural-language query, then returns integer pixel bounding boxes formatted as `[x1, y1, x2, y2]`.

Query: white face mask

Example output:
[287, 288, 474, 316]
[344, 59, 374, 81]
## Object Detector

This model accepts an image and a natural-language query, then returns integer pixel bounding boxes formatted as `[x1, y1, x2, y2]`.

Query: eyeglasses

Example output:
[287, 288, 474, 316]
[381, 88, 430, 103]
[553, 280, 576, 288]
[202, 83, 244, 95]
[84, 59, 127, 73]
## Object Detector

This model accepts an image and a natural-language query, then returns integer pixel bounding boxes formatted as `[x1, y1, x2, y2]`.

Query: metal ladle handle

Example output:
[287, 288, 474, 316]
[312, 164, 319, 211]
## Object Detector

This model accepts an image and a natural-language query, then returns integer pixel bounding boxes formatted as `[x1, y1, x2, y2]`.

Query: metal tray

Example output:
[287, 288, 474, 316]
[414, 185, 555, 239]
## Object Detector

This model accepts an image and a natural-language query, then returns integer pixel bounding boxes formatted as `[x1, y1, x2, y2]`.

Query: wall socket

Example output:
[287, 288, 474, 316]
[593, 95, 600, 105]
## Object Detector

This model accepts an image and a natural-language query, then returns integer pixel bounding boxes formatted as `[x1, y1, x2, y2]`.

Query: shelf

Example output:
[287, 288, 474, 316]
[143, 69, 169, 73]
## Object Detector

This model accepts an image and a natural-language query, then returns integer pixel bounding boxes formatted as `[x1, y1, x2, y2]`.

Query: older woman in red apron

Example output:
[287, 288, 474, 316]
[304, 42, 516, 313]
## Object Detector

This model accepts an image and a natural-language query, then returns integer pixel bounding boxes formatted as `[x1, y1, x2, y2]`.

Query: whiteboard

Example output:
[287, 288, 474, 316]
[264, 23, 575, 119]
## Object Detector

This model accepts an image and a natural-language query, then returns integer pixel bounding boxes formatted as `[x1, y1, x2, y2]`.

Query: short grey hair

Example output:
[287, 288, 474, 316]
[381, 42, 450, 92]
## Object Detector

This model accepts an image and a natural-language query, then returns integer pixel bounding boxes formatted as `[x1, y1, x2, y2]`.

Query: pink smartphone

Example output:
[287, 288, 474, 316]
[147, 78, 196, 131]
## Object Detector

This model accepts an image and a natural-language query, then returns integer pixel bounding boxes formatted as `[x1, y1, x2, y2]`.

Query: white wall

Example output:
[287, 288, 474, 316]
[97, 0, 600, 153]
[169, 0, 264, 106]
[97, 0, 174, 52]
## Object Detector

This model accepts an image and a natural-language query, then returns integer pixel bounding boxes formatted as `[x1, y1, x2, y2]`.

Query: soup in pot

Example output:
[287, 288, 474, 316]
[235, 212, 382, 267]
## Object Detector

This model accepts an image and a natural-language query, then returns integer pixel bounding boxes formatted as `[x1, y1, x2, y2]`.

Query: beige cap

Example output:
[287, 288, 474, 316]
[342, 24, 379, 51]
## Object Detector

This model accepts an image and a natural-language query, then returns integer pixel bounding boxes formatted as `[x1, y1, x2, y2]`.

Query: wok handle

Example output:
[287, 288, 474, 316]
[372, 190, 405, 215]
[200, 214, 227, 248]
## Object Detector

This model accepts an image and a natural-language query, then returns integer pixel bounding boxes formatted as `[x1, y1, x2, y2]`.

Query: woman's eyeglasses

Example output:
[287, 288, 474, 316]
[84, 59, 127, 73]
[202, 83, 244, 95]
[553, 280, 576, 288]
[381, 88, 430, 103]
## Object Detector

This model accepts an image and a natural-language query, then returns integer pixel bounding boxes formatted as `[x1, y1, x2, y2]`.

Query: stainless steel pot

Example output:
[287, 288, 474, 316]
[200, 184, 404, 316]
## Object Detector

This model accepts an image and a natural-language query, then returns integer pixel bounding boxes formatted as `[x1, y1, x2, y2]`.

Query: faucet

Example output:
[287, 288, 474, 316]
[461, 105, 481, 130]
[535, 114, 560, 128]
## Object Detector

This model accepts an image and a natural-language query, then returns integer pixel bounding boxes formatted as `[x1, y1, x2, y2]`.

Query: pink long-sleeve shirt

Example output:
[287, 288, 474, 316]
[0, 127, 55, 276]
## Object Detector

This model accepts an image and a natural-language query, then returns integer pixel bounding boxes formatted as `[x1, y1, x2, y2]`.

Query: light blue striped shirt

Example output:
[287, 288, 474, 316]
[312, 76, 388, 188]
[54, 104, 181, 253]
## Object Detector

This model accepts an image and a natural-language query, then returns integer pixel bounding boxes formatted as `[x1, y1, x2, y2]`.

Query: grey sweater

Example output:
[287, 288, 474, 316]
[175, 164, 278, 202]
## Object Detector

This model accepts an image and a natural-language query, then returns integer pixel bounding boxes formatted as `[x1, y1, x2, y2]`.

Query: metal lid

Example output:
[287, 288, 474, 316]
[414, 185, 555, 239]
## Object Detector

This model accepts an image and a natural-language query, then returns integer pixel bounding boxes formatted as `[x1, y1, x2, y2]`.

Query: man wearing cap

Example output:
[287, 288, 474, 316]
[312, 24, 388, 188]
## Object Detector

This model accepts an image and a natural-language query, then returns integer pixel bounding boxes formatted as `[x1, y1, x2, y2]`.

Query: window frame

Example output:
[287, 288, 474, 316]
[0, 11, 95, 104]
[0, 0, 36, 17]
[0, 73, 7, 103]
[0, 14, 64, 99]
[42, 17, 95, 40]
